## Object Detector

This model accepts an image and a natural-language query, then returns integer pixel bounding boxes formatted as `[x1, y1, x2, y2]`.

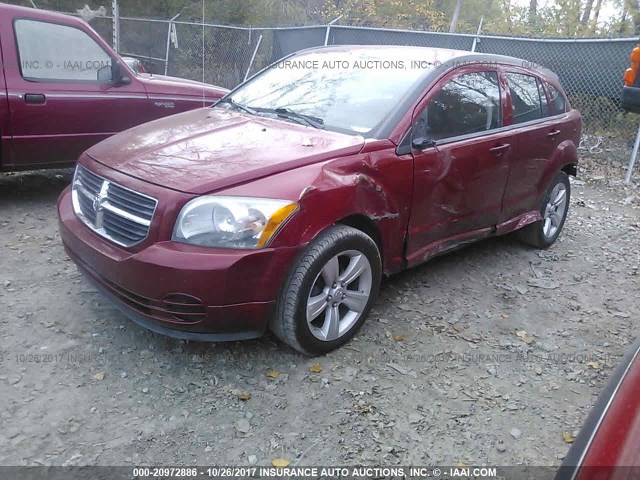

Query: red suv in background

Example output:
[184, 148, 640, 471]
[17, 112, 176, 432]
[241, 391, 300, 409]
[58, 46, 581, 355]
[0, 3, 227, 172]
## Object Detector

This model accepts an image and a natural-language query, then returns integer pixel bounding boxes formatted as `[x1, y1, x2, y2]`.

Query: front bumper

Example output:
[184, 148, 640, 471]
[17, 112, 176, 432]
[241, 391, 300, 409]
[58, 186, 303, 341]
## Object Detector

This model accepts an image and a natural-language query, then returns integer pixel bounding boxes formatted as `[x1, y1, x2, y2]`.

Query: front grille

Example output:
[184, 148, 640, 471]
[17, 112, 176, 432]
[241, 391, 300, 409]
[72, 165, 157, 247]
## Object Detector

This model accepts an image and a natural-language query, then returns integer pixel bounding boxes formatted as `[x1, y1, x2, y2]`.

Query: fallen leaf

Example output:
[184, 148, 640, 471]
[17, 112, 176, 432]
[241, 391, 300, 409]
[238, 392, 251, 401]
[457, 461, 468, 468]
[272, 458, 291, 467]
[266, 370, 280, 378]
[93, 372, 105, 381]
[309, 363, 323, 373]
[516, 330, 534, 344]
[563, 432, 575, 444]
[501, 313, 510, 319]
[393, 334, 406, 341]
[587, 361, 600, 370]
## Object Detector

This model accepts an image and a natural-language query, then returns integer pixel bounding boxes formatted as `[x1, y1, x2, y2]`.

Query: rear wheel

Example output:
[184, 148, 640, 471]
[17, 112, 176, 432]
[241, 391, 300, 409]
[517, 171, 571, 249]
[271, 225, 381, 356]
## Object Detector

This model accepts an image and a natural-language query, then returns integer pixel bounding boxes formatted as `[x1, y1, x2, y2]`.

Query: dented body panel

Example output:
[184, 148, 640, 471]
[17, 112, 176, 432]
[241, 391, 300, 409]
[57, 46, 581, 340]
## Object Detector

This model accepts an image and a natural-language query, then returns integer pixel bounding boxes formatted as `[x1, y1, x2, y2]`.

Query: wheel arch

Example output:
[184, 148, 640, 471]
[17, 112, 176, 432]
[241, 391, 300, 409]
[336, 214, 384, 266]
[562, 163, 577, 177]
[538, 140, 579, 195]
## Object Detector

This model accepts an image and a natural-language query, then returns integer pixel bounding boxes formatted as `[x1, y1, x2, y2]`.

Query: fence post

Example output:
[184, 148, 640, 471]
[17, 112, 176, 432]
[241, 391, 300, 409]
[471, 16, 483, 52]
[625, 124, 640, 183]
[112, 0, 119, 52]
[244, 34, 263, 82]
[164, 12, 181, 75]
[324, 15, 343, 46]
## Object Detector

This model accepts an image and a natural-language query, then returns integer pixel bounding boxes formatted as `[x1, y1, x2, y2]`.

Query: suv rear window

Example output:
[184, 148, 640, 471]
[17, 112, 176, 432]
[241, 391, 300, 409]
[547, 84, 566, 114]
[537, 79, 550, 117]
[506, 72, 542, 124]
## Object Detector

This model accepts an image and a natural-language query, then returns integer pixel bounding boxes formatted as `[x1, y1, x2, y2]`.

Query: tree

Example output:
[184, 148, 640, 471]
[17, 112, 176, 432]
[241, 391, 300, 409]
[581, 0, 595, 24]
[529, 0, 537, 25]
[317, 0, 446, 30]
[449, 0, 463, 32]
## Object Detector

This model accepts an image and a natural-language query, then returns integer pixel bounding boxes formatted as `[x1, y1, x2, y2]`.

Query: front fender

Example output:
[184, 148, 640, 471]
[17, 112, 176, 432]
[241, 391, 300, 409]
[273, 148, 414, 274]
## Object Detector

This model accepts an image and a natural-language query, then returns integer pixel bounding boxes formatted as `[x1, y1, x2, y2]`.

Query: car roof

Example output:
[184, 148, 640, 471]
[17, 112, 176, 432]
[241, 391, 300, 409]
[281, 44, 561, 138]
[295, 45, 559, 82]
[0, 2, 88, 27]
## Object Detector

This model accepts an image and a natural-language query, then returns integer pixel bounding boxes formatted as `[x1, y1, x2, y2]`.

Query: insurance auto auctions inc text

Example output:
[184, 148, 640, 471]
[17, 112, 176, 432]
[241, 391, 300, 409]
[252, 466, 499, 478]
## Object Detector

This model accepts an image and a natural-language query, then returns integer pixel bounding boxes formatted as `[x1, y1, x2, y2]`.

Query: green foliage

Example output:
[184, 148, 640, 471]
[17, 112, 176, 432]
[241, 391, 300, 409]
[315, 0, 446, 30]
[2, 0, 638, 37]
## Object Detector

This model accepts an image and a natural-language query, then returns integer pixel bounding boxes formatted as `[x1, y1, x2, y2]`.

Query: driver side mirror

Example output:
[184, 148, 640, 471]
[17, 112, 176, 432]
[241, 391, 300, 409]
[97, 65, 112, 84]
[412, 137, 436, 150]
[97, 62, 131, 86]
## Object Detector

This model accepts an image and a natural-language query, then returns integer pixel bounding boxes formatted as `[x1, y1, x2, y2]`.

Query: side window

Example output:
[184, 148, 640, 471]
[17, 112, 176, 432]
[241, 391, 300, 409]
[547, 84, 567, 114]
[14, 19, 111, 82]
[416, 71, 501, 141]
[506, 72, 542, 124]
[537, 79, 550, 117]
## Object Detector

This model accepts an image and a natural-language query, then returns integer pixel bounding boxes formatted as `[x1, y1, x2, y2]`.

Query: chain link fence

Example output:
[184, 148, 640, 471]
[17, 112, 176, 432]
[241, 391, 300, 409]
[86, 15, 639, 140]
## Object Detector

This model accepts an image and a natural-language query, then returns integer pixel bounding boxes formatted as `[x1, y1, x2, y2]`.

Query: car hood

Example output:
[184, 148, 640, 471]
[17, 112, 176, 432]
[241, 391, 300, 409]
[87, 108, 365, 195]
[138, 73, 229, 98]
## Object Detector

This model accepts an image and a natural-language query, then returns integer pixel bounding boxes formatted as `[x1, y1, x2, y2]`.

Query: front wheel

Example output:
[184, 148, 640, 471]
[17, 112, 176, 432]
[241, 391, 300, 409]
[517, 171, 571, 249]
[271, 225, 382, 356]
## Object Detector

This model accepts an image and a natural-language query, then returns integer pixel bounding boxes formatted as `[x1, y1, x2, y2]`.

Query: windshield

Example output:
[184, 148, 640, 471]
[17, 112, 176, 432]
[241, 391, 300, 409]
[228, 49, 434, 136]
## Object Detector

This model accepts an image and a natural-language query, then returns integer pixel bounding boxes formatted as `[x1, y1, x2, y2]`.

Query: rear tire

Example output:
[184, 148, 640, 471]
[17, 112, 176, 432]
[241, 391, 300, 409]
[517, 171, 571, 249]
[271, 225, 382, 356]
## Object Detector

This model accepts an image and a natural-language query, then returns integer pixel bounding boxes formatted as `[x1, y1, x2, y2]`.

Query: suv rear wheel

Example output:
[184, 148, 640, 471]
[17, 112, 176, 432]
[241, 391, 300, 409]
[517, 171, 571, 249]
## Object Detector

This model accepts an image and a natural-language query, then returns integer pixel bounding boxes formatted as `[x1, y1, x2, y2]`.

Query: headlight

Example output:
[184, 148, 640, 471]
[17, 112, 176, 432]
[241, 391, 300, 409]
[172, 196, 298, 249]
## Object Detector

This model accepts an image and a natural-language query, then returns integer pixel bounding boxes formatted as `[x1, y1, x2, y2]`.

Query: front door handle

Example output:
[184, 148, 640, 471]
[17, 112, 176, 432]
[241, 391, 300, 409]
[489, 143, 510, 156]
[24, 93, 46, 104]
[547, 129, 561, 138]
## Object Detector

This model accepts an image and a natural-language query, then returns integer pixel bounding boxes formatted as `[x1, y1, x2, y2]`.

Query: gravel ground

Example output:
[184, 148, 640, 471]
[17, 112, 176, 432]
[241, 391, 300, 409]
[0, 147, 639, 468]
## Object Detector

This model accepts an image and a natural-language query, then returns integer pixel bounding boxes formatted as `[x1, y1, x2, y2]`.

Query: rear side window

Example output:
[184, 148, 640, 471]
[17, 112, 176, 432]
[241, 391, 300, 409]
[537, 79, 550, 117]
[547, 84, 567, 114]
[14, 19, 111, 82]
[420, 71, 501, 140]
[506, 72, 542, 124]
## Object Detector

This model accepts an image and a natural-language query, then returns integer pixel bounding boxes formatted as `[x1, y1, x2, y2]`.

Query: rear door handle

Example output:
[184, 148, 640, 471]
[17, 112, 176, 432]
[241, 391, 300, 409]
[548, 129, 561, 138]
[489, 143, 510, 155]
[24, 93, 46, 104]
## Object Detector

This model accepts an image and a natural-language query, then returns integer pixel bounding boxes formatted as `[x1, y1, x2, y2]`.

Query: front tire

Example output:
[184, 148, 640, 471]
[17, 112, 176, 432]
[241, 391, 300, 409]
[271, 225, 382, 356]
[517, 171, 571, 249]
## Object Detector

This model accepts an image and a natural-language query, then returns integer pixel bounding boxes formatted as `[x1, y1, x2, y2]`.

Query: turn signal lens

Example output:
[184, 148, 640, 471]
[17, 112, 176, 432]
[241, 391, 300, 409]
[257, 203, 299, 248]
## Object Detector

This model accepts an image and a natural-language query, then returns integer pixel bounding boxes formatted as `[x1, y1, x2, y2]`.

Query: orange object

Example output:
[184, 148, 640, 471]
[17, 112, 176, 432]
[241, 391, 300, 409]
[624, 44, 640, 86]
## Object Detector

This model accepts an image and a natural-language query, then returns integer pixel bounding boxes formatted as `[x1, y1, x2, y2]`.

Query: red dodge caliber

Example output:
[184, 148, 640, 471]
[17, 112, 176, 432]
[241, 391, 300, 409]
[58, 46, 582, 355]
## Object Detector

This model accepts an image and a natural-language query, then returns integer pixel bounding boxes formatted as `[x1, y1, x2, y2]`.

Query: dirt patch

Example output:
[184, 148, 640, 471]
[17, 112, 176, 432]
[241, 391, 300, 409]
[0, 151, 638, 467]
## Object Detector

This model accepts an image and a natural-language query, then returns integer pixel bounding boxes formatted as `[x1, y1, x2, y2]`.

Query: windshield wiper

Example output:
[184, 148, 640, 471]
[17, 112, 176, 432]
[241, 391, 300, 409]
[216, 97, 256, 115]
[252, 107, 324, 129]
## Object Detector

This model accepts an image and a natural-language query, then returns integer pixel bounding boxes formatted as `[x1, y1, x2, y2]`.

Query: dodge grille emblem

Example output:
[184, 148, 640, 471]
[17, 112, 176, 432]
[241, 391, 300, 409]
[92, 180, 110, 228]
[92, 192, 105, 212]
